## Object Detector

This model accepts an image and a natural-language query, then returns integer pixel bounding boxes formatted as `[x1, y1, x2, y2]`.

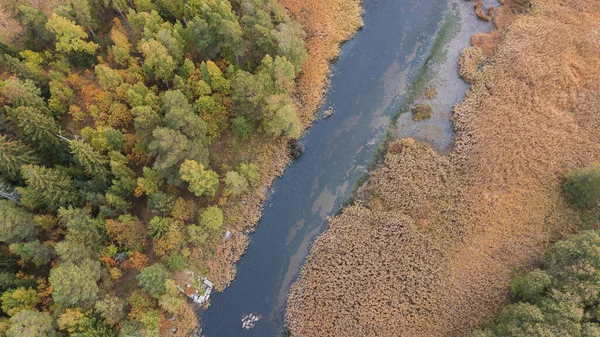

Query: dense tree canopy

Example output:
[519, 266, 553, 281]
[0, 0, 309, 333]
[473, 231, 600, 337]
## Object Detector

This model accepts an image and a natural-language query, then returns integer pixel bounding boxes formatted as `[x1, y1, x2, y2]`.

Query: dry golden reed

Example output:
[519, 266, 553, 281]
[286, 0, 600, 336]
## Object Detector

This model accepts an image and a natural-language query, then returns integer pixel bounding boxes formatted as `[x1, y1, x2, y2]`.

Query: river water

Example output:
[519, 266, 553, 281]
[201, 0, 451, 335]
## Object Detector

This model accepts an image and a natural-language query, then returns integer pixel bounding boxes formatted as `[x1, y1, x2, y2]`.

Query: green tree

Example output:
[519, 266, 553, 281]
[238, 162, 260, 187]
[272, 21, 308, 72]
[46, 13, 98, 55]
[70, 140, 109, 180]
[47, 71, 74, 115]
[261, 96, 301, 138]
[258, 55, 296, 94]
[136, 167, 163, 196]
[224, 170, 248, 197]
[0, 200, 38, 244]
[132, 106, 161, 146]
[19, 165, 78, 211]
[149, 91, 210, 185]
[6, 106, 59, 150]
[147, 191, 176, 216]
[187, 225, 208, 245]
[139, 39, 175, 83]
[200, 206, 223, 231]
[564, 166, 600, 208]
[510, 269, 552, 303]
[95, 64, 123, 90]
[6, 309, 57, 337]
[136, 263, 169, 298]
[109, 151, 136, 197]
[0, 78, 46, 109]
[68, 0, 96, 35]
[95, 295, 125, 326]
[1, 287, 41, 316]
[201, 61, 229, 93]
[9, 241, 54, 266]
[231, 116, 253, 140]
[179, 159, 219, 197]
[49, 259, 101, 307]
[148, 216, 171, 240]
[110, 26, 131, 67]
[158, 280, 183, 315]
[231, 70, 265, 120]
[185, 0, 245, 63]
[148, 127, 191, 185]
[472, 231, 600, 337]
[57, 207, 104, 260]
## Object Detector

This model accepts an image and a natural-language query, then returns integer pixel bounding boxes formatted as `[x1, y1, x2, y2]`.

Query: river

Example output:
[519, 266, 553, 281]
[201, 0, 452, 335]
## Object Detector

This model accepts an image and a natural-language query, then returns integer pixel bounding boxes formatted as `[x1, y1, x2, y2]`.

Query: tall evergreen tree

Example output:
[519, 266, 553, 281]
[18, 165, 78, 211]
[70, 140, 109, 181]
[0, 200, 38, 244]
[0, 135, 39, 181]
[6, 107, 59, 150]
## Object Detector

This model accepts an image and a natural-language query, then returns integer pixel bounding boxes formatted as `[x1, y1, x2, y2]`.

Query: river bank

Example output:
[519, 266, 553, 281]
[200, 0, 452, 335]
[286, 0, 600, 335]
[199, 0, 364, 291]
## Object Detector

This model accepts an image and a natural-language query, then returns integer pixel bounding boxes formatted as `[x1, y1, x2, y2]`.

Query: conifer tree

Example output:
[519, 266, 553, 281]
[0, 135, 39, 181]
[69, 140, 109, 181]
[6, 107, 59, 150]
[19, 165, 78, 211]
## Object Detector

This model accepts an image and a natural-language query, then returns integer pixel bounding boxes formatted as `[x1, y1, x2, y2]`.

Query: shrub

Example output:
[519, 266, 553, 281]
[564, 166, 600, 208]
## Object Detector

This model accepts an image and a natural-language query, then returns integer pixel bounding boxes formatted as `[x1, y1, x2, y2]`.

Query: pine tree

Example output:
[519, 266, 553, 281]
[0, 135, 39, 181]
[19, 165, 78, 211]
[69, 140, 109, 181]
[0, 200, 38, 244]
[6, 107, 60, 150]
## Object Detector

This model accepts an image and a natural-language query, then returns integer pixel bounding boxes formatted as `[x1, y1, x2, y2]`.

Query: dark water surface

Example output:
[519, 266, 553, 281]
[201, 0, 449, 335]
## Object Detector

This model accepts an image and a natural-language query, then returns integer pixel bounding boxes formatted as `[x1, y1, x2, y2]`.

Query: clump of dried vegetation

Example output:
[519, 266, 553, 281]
[411, 104, 434, 121]
[286, 0, 600, 335]
[424, 84, 439, 99]
[474, 0, 495, 21]
[459, 46, 487, 84]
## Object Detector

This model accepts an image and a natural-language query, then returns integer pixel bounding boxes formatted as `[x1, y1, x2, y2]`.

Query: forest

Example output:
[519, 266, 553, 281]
[0, 0, 313, 335]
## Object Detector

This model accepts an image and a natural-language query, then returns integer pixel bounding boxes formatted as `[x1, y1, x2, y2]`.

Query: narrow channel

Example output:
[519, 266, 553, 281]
[201, 0, 451, 335]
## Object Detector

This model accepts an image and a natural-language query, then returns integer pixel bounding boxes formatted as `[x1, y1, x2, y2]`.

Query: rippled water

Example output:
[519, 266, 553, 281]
[201, 0, 450, 335]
